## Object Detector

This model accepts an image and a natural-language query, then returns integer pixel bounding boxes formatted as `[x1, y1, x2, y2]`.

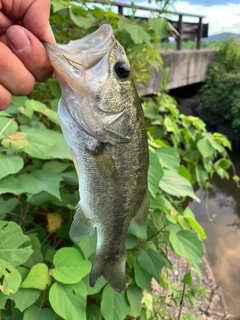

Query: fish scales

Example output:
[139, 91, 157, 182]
[44, 24, 149, 293]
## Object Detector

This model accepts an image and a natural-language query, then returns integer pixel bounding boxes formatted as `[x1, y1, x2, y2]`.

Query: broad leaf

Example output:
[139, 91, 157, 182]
[49, 282, 87, 320]
[0, 176, 24, 195]
[137, 249, 165, 281]
[17, 170, 63, 200]
[183, 207, 207, 239]
[101, 285, 129, 320]
[23, 306, 56, 320]
[148, 148, 164, 198]
[86, 305, 102, 320]
[0, 197, 18, 219]
[160, 170, 200, 202]
[0, 155, 24, 180]
[52, 247, 91, 284]
[21, 263, 52, 290]
[169, 230, 204, 277]
[156, 146, 180, 172]
[127, 219, 148, 241]
[0, 117, 18, 139]
[197, 138, 214, 158]
[149, 18, 168, 38]
[0, 258, 22, 294]
[0, 291, 8, 309]
[127, 284, 142, 318]
[11, 289, 41, 312]
[133, 261, 152, 292]
[0, 221, 33, 266]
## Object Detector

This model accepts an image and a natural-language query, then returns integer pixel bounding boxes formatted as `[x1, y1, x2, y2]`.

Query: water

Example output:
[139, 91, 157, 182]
[190, 151, 240, 319]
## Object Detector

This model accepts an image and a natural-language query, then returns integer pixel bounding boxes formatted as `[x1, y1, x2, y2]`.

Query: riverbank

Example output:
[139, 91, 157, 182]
[151, 251, 230, 319]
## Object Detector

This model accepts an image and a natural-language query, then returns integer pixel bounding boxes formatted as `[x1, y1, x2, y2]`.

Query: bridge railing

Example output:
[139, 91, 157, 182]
[90, 0, 207, 50]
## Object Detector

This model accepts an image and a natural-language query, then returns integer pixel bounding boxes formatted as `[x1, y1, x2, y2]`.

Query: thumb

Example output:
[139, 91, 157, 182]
[6, 25, 53, 82]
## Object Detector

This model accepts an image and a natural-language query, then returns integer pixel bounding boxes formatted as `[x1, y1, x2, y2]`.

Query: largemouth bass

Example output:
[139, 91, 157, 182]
[45, 24, 149, 293]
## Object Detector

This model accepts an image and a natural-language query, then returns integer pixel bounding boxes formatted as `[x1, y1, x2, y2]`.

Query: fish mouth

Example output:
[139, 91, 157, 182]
[44, 24, 115, 74]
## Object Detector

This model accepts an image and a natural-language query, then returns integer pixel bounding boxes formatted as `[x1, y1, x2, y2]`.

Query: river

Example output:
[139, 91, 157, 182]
[190, 151, 240, 319]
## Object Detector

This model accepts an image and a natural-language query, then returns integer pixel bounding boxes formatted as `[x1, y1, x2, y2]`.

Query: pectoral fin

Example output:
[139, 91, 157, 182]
[86, 143, 117, 180]
[134, 189, 150, 225]
[70, 203, 95, 242]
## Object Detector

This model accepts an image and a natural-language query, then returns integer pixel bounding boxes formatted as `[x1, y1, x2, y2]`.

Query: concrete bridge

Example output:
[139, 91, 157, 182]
[139, 49, 216, 96]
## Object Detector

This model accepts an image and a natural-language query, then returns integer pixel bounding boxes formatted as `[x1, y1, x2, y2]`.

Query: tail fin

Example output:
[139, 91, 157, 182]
[89, 253, 126, 293]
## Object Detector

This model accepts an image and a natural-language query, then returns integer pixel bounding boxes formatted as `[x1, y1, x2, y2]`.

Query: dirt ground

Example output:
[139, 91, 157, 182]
[151, 251, 232, 320]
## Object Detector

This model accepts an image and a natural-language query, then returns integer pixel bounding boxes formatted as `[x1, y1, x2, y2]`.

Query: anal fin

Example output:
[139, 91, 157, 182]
[134, 189, 149, 225]
[70, 202, 95, 242]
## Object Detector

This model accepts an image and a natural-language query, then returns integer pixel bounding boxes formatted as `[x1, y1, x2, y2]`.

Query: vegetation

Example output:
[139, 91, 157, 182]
[200, 38, 240, 134]
[161, 40, 223, 51]
[0, 1, 237, 319]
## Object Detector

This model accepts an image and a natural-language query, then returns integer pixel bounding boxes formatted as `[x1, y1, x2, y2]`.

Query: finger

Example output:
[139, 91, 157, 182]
[0, 84, 12, 110]
[0, 41, 35, 96]
[1, 0, 55, 44]
[6, 26, 53, 82]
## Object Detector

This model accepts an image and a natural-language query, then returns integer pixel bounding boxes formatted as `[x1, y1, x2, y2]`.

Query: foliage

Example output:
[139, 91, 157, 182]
[0, 0, 236, 319]
[200, 38, 240, 133]
[160, 39, 224, 51]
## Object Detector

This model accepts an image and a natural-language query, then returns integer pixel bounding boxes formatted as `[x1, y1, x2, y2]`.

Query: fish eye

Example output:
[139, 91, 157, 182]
[114, 61, 130, 79]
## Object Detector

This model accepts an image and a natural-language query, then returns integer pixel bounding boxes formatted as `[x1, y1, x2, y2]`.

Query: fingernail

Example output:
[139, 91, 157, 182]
[7, 27, 31, 53]
[46, 23, 56, 44]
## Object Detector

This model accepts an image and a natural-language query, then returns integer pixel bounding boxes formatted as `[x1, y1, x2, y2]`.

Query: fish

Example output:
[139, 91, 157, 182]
[44, 24, 149, 293]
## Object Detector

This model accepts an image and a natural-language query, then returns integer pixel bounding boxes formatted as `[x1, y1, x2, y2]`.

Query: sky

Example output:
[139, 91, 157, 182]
[130, 0, 240, 35]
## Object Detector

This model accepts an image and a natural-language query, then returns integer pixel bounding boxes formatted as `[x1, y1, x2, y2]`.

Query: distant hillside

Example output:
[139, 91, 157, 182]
[203, 32, 240, 42]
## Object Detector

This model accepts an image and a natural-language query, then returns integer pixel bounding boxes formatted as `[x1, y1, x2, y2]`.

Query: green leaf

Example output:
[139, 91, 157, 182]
[0, 291, 8, 309]
[2, 132, 29, 153]
[51, 0, 68, 12]
[149, 18, 168, 38]
[21, 263, 52, 290]
[42, 161, 70, 174]
[52, 247, 91, 284]
[197, 138, 214, 158]
[83, 275, 106, 296]
[86, 305, 102, 320]
[77, 232, 97, 260]
[160, 170, 200, 202]
[127, 284, 142, 318]
[127, 219, 148, 241]
[0, 258, 22, 294]
[178, 165, 191, 182]
[214, 158, 231, 179]
[183, 207, 207, 240]
[137, 249, 165, 281]
[101, 285, 129, 320]
[0, 155, 24, 180]
[169, 230, 204, 277]
[182, 270, 192, 288]
[195, 165, 208, 187]
[156, 146, 180, 172]
[24, 127, 71, 160]
[0, 197, 18, 219]
[0, 221, 33, 266]
[49, 281, 87, 320]
[148, 148, 164, 198]
[181, 314, 196, 320]
[133, 261, 152, 292]
[18, 106, 33, 119]
[0, 175, 24, 195]
[23, 306, 56, 320]
[126, 24, 151, 44]
[11, 289, 41, 312]
[17, 170, 63, 200]
[0, 117, 18, 139]
[69, 10, 92, 28]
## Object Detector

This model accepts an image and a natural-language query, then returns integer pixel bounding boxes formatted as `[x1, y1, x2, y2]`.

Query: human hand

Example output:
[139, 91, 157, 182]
[0, 0, 55, 110]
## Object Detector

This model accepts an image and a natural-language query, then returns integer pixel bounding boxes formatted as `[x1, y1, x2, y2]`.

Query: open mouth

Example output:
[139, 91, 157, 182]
[44, 24, 116, 70]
